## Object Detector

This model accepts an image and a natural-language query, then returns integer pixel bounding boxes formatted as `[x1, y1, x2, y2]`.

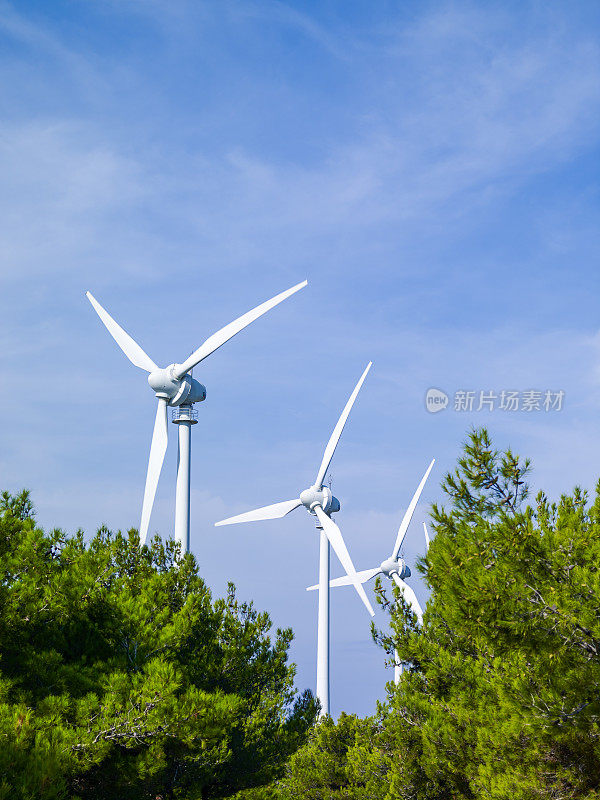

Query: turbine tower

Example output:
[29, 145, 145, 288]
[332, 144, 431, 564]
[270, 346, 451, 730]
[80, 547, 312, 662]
[307, 459, 434, 684]
[215, 363, 374, 716]
[86, 280, 307, 550]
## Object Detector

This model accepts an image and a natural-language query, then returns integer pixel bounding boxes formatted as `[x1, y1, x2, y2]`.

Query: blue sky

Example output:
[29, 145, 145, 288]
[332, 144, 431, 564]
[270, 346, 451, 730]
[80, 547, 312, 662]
[1, 0, 599, 717]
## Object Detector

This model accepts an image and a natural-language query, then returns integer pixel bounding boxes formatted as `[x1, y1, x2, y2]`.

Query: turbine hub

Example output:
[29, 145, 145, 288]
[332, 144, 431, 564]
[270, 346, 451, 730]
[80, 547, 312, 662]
[148, 364, 206, 406]
[300, 486, 340, 515]
[380, 557, 411, 580]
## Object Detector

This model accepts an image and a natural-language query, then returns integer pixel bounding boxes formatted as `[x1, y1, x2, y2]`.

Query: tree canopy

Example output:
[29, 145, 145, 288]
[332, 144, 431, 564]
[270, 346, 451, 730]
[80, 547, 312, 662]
[276, 428, 600, 799]
[0, 491, 316, 799]
[8, 427, 600, 799]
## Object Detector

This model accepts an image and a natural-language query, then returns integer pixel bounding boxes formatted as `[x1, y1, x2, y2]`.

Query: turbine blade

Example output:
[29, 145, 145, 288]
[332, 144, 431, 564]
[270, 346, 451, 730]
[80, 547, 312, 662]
[306, 566, 381, 591]
[174, 280, 308, 379]
[313, 505, 374, 617]
[215, 498, 302, 526]
[139, 398, 169, 545]
[314, 362, 372, 489]
[391, 459, 435, 559]
[392, 573, 423, 623]
[86, 292, 158, 373]
[423, 522, 430, 552]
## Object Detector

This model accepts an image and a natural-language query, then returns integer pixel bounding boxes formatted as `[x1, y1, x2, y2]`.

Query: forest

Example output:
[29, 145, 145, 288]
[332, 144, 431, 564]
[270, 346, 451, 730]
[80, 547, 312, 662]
[2, 429, 600, 799]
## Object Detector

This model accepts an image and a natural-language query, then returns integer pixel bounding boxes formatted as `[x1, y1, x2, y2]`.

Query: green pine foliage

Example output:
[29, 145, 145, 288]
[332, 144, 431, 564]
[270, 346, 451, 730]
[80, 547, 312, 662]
[0, 491, 317, 799]
[275, 428, 600, 799]
[276, 713, 383, 799]
[8, 427, 600, 799]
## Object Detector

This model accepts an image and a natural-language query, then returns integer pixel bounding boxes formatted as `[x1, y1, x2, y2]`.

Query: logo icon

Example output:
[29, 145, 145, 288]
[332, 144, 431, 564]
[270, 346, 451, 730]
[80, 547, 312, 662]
[425, 388, 448, 413]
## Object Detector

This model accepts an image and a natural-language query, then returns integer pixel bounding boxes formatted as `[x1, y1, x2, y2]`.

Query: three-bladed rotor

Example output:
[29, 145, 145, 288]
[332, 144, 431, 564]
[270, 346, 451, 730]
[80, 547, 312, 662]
[215, 362, 375, 616]
[86, 280, 307, 544]
[306, 458, 435, 623]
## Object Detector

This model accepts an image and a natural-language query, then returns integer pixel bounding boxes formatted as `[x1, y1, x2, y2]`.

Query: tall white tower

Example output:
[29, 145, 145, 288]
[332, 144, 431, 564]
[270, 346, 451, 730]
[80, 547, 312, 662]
[173, 404, 198, 553]
[215, 363, 374, 716]
[85, 280, 307, 547]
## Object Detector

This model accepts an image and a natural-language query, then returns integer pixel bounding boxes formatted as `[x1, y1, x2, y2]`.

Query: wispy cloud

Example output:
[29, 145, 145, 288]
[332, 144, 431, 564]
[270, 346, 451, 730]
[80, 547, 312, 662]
[0, 121, 152, 283]
[233, 0, 354, 61]
[0, 0, 598, 717]
[0, 1, 597, 291]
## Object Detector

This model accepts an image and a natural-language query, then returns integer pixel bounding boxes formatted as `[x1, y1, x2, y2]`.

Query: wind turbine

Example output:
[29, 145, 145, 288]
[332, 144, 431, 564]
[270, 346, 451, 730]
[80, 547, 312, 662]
[86, 280, 307, 550]
[215, 362, 374, 716]
[307, 459, 434, 684]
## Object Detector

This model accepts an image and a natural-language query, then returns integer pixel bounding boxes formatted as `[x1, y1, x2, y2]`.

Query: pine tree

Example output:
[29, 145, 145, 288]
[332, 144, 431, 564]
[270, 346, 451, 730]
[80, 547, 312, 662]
[0, 491, 317, 799]
[275, 428, 600, 799]
[375, 428, 600, 798]
[276, 713, 380, 799]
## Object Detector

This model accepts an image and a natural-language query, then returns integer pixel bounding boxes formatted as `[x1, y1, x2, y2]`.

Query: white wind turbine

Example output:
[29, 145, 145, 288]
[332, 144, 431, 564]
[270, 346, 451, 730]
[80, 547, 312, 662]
[215, 362, 374, 717]
[307, 459, 434, 684]
[86, 280, 307, 551]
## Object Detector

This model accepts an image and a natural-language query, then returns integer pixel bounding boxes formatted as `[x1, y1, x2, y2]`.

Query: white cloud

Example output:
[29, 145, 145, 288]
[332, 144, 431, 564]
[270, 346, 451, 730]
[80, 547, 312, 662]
[0, 0, 598, 717]
[0, 1, 597, 289]
[0, 121, 150, 283]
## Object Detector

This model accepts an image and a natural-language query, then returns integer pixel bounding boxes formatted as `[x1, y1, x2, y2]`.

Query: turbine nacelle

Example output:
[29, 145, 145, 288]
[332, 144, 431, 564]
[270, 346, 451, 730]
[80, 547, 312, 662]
[87, 280, 307, 546]
[300, 486, 341, 515]
[305, 459, 436, 646]
[215, 361, 376, 635]
[380, 556, 411, 580]
[148, 365, 207, 406]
